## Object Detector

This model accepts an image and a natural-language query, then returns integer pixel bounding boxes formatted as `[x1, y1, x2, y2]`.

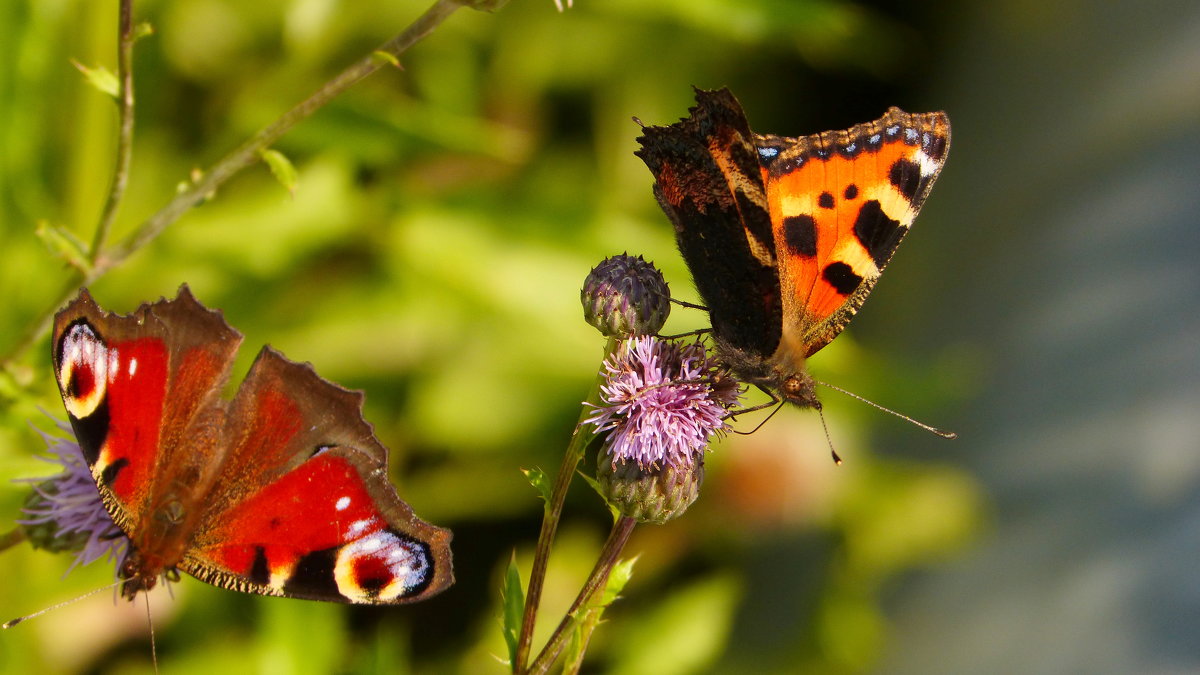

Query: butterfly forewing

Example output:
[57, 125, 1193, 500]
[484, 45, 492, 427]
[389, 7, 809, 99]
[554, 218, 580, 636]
[757, 107, 950, 357]
[634, 88, 783, 361]
[51, 287, 242, 540]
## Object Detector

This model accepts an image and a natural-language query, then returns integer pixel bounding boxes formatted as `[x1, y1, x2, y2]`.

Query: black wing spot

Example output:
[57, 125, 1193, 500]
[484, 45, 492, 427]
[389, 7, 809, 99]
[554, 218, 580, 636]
[70, 397, 111, 464]
[823, 262, 863, 296]
[925, 134, 948, 161]
[284, 547, 339, 599]
[853, 200, 905, 269]
[818, 192, 835, 209]
[781, 215, 818, 257]
[889, 158, 922, 202]
[100, 456, 129, 487]
[249, 547, 270, 586]
[843, 184, 859, 200]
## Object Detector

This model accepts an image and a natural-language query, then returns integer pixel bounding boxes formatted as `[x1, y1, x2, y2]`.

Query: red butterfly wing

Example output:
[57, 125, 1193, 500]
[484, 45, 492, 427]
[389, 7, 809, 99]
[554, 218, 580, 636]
[183, 347, 452, 603]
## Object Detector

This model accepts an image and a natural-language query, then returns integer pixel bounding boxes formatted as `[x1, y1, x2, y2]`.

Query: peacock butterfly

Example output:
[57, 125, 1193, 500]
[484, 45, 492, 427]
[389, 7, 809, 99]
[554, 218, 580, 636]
[636, 88, 950, 412]
[51, 285, 453, 604]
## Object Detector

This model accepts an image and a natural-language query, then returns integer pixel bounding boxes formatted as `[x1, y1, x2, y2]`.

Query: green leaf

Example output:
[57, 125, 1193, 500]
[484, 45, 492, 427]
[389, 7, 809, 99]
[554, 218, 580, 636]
[462, 0, 511, 11]
[599, 556, 636, 606]
[35, 221, 92, 273]
[563, 556, 637, 672]
[372, 50, 401, 68]
[578, 470, 620, 520]
[70, 60, 119, 98]
[259, 148, 299, 196]
[500, 553, 525, 669]
[132, 22, 155, 42]
[522, 467, 552, 507]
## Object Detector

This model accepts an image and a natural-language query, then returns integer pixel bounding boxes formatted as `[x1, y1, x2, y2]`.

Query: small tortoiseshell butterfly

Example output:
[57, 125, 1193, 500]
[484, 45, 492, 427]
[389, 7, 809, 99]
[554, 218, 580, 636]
[50, 286, 453, 604]
[636, 88, 950, 414]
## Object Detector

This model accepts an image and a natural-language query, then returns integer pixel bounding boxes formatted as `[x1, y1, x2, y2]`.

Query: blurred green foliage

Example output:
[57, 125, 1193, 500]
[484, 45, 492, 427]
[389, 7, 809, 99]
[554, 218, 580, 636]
[0, 0, 979, 673]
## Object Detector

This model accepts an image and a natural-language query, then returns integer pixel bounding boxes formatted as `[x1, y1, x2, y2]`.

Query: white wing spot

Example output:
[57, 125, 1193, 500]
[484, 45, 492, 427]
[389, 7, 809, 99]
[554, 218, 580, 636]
[335, 496, 351, 511]
[912, 150, 941, 177]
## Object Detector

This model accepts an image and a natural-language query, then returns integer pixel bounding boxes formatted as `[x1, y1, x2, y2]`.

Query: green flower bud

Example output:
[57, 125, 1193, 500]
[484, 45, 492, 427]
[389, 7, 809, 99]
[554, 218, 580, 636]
[596, 449, 704, 525]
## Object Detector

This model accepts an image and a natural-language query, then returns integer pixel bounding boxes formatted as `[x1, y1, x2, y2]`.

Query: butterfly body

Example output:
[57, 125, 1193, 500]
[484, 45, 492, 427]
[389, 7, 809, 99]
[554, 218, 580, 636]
[636, 89, 950, 408]
[52, 286, 453, 604]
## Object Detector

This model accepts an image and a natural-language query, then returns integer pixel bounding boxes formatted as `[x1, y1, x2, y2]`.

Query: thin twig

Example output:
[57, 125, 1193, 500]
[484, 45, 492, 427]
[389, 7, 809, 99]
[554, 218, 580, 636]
[526, 516, 637, 675]
[99, 0, 465, 271]
[0, 527, 27, 554]
[89, 0, 136, 260]
[0, 0, 472, 370]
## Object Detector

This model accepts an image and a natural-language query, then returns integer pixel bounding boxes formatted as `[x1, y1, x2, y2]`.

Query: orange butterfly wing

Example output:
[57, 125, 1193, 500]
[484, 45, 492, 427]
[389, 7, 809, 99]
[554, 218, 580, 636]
[756, 108, 950, 358]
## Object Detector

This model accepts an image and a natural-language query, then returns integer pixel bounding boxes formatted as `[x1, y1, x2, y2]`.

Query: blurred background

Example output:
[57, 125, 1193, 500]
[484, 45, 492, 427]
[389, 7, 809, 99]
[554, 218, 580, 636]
[1, 0, 1196, 673]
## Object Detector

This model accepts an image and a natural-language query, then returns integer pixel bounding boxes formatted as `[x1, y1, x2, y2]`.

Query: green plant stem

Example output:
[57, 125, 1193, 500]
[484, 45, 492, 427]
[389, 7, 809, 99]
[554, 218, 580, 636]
[526, 515, 637, 675]
[89, 0, 135, 261]
[514, 336, 619, 673]
[0, 0, 473, 372]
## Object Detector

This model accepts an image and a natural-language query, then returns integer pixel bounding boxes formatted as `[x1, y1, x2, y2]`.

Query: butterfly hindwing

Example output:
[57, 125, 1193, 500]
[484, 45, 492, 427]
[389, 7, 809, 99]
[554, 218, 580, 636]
[183, 347, 452, 603]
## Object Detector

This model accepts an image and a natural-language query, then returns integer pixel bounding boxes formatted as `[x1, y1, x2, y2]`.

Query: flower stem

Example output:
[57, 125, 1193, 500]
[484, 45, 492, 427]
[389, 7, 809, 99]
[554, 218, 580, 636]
[514, 337, 618, 673]
[526, 515, 637, 675]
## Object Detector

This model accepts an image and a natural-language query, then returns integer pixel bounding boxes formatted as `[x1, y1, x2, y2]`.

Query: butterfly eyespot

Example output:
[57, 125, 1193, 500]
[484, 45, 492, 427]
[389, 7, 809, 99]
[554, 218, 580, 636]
[334, 529, 432, 603]
[57, 321, 110, 420]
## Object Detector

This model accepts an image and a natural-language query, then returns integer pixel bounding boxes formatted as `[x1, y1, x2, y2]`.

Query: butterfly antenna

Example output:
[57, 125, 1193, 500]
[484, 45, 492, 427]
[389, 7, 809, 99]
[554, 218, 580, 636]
[814, 403, 843, 465]
[2, 578, 124, 629]
[814, 379, 957, 439]
[145, 592, 160, 675]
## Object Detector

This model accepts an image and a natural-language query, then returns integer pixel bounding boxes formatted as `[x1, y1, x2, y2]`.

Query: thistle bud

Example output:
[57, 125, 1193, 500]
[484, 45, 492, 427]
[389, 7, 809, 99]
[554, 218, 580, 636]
[581, 254, 670, 337]
[596, 452, 704, 524]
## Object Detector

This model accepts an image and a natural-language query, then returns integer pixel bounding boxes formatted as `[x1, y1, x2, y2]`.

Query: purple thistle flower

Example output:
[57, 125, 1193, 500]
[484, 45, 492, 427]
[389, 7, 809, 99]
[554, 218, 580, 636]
[585, 336, 741, 470]
[19, 416, 128, 574]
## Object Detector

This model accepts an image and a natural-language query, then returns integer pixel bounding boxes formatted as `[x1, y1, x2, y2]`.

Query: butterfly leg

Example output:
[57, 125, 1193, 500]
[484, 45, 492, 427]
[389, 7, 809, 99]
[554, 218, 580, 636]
[670, 298, 708, 311]
[724, 385, 782, 419]
[659, 327, 712, 340]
